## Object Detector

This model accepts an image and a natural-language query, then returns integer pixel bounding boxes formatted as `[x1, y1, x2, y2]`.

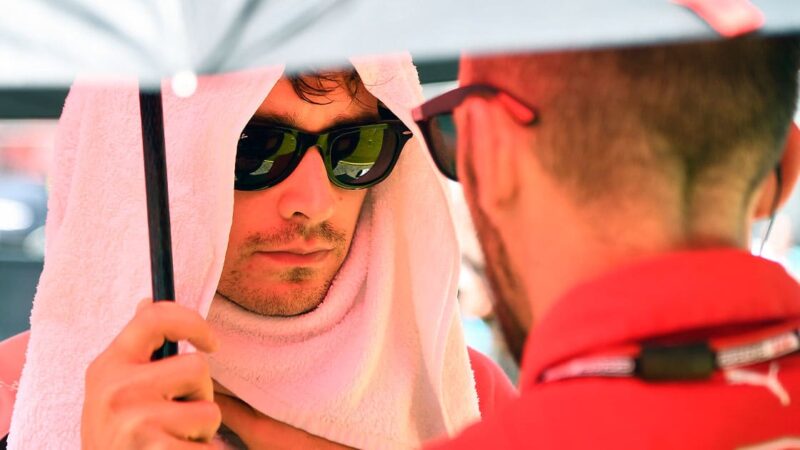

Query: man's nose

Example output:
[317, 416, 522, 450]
[276, 147, 335, 223]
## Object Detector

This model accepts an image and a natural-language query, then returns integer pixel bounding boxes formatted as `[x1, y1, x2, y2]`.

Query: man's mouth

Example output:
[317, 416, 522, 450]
[253, 248, 333, 265]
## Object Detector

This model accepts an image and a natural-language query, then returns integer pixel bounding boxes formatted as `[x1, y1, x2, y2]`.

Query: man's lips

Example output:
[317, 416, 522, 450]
[252, 248, 332, 265]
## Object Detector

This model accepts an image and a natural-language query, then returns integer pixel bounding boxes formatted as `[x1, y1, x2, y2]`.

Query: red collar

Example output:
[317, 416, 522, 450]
[520, 249, 800, 388]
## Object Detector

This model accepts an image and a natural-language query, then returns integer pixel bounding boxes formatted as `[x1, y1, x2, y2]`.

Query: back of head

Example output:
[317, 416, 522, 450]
[462, 36, 800, 246]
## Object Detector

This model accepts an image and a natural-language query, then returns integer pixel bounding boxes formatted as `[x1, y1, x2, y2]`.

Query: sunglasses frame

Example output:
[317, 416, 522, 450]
[411, 84, 538, 181]
[235, 119, 413, 191]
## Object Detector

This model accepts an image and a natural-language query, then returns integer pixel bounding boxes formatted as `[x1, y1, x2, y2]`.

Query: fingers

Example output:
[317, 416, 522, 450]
[129, 429, 218, 450]
[159, 439, 216, 450]
[114, 401, 220, 446]
[111, 301, 219, 362]
[215, 395, 355, 450]
[119, 353, 215, 402]
[215, 394, 261, 443]
[82, 299, 221, 449]
[149, 353, 215, 401]
[148, 400, 222, 443]
[102, 402, 220, 449]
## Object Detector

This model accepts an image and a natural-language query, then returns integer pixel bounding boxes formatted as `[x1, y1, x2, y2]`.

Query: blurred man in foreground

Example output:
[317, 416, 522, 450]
[414, 36, 800, 448]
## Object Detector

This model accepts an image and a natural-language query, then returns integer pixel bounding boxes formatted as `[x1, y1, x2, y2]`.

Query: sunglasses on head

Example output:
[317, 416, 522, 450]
[412, 84, 538, 182]
[234, 118, 413, 191]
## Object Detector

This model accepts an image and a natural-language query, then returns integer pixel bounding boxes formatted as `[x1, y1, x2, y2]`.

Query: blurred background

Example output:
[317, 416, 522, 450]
[0, 120, 50, 344]
[1, 71, 799, 384]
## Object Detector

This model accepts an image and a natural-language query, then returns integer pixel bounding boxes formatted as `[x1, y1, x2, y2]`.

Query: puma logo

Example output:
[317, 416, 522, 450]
[724, 362, 790, 406]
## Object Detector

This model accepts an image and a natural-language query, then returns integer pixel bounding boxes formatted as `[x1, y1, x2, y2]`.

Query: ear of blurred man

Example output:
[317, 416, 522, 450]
[456, 97, 520, 217]
[456, 94, 535, 357]
[753, 124, 800, 220]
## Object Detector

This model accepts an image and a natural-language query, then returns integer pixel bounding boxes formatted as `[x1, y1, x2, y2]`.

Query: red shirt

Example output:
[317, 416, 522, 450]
[428, 249, 800, 449]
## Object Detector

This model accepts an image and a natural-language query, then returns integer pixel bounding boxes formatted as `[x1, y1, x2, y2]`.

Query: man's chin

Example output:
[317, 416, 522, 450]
[239, 295, 323, 317]
[217, 283, 329, 317]
[264, 299, 322, 317]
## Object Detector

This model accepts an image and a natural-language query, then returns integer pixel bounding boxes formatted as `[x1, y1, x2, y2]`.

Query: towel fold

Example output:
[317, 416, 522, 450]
[9, 54, 480, 450]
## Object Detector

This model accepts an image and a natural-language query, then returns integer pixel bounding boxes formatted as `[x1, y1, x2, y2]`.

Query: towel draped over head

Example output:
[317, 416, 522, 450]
[8, 53, 480, 449]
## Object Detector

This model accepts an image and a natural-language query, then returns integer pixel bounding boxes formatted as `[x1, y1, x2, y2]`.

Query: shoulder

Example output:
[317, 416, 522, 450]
[467, 347, 517, 418]
[0, 331, 29, 440]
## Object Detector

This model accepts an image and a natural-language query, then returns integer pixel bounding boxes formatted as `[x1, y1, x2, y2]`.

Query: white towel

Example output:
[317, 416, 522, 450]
[9, 53, 480, 449]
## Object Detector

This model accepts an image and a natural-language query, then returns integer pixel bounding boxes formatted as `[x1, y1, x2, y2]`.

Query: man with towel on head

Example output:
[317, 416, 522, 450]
[2, 55, 514, 449]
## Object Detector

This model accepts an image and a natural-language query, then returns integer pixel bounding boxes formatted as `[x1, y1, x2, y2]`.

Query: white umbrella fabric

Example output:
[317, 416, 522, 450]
[3, 0, 800, 88]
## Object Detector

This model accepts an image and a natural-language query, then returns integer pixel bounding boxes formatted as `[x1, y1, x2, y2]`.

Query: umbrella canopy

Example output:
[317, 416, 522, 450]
[2, 0, 800, 93]
[4, 0, 800, 119]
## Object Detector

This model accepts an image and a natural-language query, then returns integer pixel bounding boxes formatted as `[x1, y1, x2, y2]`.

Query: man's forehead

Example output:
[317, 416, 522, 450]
[254, 76, 379, 133]
[253, 110, 380, 132]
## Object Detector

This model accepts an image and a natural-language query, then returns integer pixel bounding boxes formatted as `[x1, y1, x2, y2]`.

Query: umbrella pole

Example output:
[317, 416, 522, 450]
[139, 89, 178, 360]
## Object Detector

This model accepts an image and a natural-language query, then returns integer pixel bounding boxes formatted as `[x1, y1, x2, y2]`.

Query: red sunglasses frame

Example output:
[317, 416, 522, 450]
[411, 84, 538, 181]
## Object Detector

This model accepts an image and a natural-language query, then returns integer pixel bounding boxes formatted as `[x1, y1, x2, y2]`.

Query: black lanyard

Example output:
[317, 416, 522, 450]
[540, 328, 800, 383]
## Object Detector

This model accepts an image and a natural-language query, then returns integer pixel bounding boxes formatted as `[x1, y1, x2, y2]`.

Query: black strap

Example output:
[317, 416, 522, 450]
[1, 433, 8, 450]
[541, 327, 800, 383]
[636, 342, 716, 381]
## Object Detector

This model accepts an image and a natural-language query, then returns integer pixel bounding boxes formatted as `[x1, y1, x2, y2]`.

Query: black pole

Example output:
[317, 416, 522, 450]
[139, 90, 178, 360]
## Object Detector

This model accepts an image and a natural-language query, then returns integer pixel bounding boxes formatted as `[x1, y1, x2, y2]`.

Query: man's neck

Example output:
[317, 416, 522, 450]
[520, 213, 750, 328]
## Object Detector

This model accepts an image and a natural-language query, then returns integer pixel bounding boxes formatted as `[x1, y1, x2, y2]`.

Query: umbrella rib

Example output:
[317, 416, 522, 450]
[44, 0, 164, 71]
[208, 0, 355, 73]
[197, 0, 264, 74]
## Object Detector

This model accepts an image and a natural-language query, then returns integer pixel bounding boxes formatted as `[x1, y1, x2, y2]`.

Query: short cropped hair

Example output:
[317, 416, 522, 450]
[465, 37, 800, 219]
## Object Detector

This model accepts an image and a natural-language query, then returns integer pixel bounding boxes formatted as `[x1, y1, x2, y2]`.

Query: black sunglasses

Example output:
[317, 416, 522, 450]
[234, 119, 413, 190]
[412, 84, 538, 181]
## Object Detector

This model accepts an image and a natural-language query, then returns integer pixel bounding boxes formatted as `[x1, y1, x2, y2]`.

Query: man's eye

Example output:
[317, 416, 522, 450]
[264, 135, 279, 152]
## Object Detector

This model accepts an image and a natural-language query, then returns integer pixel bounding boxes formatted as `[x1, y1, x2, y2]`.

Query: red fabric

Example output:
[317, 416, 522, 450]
[675, 0, 764, 37]
[0, 331, 28, 439]
[468, 347, 518, 417]
[427, 249, 800, 449]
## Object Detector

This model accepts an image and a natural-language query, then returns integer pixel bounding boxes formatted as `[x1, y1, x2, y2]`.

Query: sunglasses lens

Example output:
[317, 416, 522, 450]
[330, 124, 400, 187]
[234, 128, 298, 190]
[426, 114, 457, 180]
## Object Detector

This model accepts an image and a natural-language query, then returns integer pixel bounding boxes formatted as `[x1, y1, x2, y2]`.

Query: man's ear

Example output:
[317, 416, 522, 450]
[458, 97, 521, 215]
[755, 124, 800, 219]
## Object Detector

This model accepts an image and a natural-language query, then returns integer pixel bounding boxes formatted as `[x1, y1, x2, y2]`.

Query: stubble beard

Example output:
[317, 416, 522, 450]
[462, 130, 530, 365]
[218, 265, 335, 317]
[218, 222, 347, 317]
[471, 206, 530, 365]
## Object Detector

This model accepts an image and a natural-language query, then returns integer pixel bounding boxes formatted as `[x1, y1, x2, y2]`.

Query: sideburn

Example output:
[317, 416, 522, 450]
[462, 123, 530, 365]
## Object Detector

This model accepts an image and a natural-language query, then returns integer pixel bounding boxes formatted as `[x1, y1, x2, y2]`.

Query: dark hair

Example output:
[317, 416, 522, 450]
[468, 36, 800, 228]
[288, 69, 363, 105]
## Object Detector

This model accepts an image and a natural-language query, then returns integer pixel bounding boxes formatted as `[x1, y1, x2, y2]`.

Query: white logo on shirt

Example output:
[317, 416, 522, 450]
[724, 362, 790, 406]
[738, 437, 800, 450]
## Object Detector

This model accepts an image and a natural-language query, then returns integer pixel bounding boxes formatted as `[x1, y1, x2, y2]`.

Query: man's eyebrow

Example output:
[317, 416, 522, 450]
[252, 112, 299, 128]
[327, 111, 382, 129]
[251, 111, 382, 132]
